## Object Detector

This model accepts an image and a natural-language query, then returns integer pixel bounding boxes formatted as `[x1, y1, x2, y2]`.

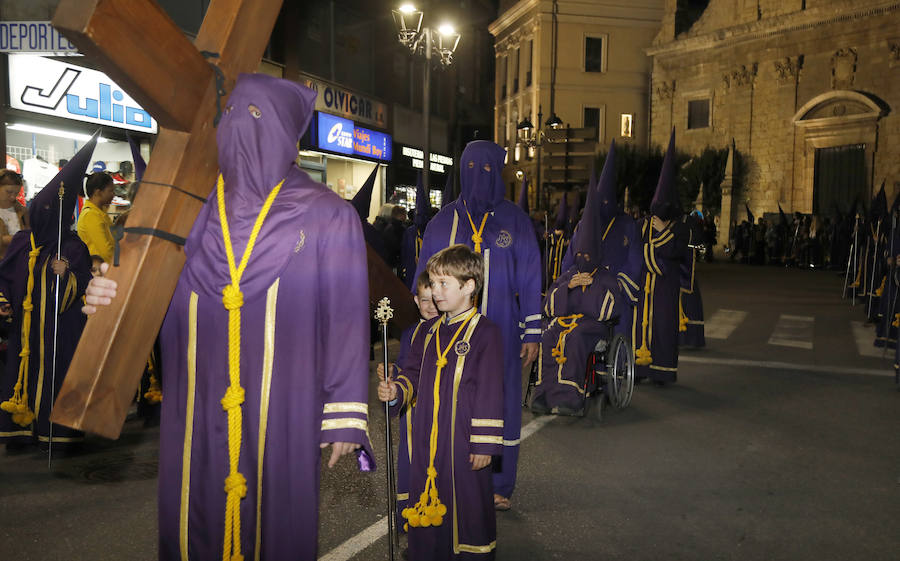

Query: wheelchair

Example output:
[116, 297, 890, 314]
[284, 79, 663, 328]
[525, 319, 635, 420]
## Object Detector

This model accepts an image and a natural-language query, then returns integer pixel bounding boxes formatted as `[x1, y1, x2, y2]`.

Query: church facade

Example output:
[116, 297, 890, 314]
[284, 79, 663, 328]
[647, 0, 900, 225]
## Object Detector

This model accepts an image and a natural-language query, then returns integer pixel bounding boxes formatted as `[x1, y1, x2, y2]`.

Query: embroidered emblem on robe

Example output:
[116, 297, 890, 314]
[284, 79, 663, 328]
[455, 340, 471, 356]
[496, 230, 512, 248]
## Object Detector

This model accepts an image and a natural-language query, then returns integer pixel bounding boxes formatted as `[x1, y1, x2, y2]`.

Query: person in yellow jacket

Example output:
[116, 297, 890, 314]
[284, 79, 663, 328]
[76, 172, 116, 267]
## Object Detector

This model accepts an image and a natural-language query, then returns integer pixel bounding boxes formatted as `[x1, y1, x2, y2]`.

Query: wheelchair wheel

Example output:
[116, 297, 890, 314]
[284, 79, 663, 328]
[605, 334, 634, 409]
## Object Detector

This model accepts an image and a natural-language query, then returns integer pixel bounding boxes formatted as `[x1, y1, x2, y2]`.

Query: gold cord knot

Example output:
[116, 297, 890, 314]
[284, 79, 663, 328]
[224, 472, 248, 498]
[21, 302, 33, 312]
[426, 466, 437, 478]
[221, 385, 245, 411]
[222, 284, 244, 310]
[435, 356, 448, 369]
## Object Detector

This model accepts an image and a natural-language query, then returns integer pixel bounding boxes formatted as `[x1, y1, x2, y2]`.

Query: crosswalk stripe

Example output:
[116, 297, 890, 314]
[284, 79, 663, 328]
[850, 320, 884, 358]
[705, 309, 748, 340]
[768, 314, 814, 350]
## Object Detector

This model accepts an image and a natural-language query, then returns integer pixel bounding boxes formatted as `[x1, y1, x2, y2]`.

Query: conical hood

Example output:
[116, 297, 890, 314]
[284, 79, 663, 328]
[650, 129, 682, 220]
[596, 140, 618, 225]
[442, 170, 454, 208]
[414, 171, 429, 230]
[871, 181, 887, 223]
[351, 165, 379, 220]
[126, 131, 146, 182]
[554, 192, 568, 230]
[517, 173, 529, 214]
[745, 203, 754, 224]
[31, 130, 99, 246]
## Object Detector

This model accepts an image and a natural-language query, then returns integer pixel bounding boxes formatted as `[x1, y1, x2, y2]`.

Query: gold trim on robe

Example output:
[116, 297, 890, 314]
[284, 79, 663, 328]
[180, 291, 199, 561]
[255, 279, 279, 561]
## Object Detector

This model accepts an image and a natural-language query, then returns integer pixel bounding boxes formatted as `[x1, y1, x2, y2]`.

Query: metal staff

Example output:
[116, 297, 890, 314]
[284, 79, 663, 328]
[374, 297, 397, 560]
[48, 183, 64, 469]
[851, 216, 860, 306]
[867, 220, 881, 318]
[842, 218, 854, 299]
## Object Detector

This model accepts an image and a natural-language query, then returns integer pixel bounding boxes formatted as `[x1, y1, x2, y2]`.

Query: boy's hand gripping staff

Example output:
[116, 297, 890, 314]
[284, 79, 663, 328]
[375, 298, 398, 561]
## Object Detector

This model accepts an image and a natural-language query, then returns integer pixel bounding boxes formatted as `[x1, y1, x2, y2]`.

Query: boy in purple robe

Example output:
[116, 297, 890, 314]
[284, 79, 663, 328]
[678, 212, 706, 348]
[632, 130, 693, 384]
[414, 140, 541, 511]
[533, 141, 640, 413]
[83, 74, 374, 561]
[379, 271, 440, 524]
[0, 135, 95, 448]
[379, 244, 504, 560]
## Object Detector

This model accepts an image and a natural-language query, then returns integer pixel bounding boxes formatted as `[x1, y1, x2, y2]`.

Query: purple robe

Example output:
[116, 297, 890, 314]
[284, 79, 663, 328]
[394, 319, 428, 524]
[392, 312, 504, 560]
[545, 231, 569, 285]
[0, 231, 91, 444]
[632, 218, 692, 383]
[415, 141, 542, 499]
[156, 74, 373, 561]
[533, 264, 624, 414]
[678, 219, 705, 348]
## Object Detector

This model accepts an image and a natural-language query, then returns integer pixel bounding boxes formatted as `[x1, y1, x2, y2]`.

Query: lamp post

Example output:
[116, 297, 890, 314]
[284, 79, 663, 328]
[393, 4, 460, 197]
[517, 105, 563, 212]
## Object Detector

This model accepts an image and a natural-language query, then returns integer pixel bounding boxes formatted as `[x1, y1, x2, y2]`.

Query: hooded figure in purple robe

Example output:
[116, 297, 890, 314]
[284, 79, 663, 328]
[533, 141, 640, 413]
[401, 172, 431, 289]
[0, 133, 95, 446]
[678, 211, 706, 348]
[546, 192, 571, 285]
[632, 130, 692, 384]
[414, 140, 541, 503]
[156, 74, 374, 561]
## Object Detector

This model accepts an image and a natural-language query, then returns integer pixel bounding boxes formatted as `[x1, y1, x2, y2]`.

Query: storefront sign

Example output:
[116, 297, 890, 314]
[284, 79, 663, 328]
[400, 145, 453, 173]
[9, 55, 158, 133]
[300, 75, 388, 129]
[317, 113, 391, 161]
[0, 22, 78, 54]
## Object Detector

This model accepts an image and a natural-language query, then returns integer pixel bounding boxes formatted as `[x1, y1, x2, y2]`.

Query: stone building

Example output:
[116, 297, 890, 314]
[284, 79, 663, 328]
[648, 0, 900, 240]
[490, 0, 664, 207]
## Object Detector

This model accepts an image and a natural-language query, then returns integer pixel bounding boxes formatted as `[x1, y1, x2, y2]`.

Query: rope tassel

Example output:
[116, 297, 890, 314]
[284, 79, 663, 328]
[635, 272, 653, 366]
[216, 175, 283, 561]
[1, 234, 41, 427]
[552, 314, 583, 365]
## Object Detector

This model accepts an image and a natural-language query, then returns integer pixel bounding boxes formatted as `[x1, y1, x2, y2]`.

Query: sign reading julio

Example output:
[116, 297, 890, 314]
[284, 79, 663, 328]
[8, 55, 158, 133]
[316, 113, 392, 162]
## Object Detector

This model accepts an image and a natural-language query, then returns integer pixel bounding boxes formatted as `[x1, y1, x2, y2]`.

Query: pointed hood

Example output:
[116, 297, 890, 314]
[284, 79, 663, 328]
[442, 170, 454, 208]
[126, 131, 146, 182]
[595, 140, 618, 225]
[517, 173, 529, 214]
[745, 203, 754, 224]
[554, 192, 569, 231]
[871, 181, 887, 223]
[30, 130, 99, 246]
[351, 165, 379, 220]
[650, 129, 682, 221]
[459, 140, 506, 216]
[414, 171, 430, 230]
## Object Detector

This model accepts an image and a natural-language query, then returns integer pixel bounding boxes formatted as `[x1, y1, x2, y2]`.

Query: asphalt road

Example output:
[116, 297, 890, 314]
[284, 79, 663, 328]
[1, 262, 898, 560]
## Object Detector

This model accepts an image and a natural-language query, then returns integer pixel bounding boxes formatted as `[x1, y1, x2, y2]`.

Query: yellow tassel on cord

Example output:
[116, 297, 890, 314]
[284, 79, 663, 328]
[635, 272, 653, 366]
[402, 308, 477, 530]
[875, 276, 886, 297]
[1, 234, 42, 427]
[464, 204, 489, 254]
[892, 313, 899, 328]
[551, 314, 583, 364]
[217, 174, 284, 561]
[678, 296, 688, 333]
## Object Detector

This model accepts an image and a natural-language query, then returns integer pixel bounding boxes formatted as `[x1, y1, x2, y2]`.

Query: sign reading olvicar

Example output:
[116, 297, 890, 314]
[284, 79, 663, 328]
[8, 55, 158, 134]
[300, 75, 388, 129]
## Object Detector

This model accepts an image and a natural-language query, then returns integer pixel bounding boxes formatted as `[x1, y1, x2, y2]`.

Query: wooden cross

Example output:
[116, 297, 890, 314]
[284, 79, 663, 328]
[51, 0, 417, 439]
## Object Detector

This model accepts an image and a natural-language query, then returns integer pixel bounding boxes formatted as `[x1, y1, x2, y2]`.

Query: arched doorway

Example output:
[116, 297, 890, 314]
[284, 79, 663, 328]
[791, 90, 887, 216]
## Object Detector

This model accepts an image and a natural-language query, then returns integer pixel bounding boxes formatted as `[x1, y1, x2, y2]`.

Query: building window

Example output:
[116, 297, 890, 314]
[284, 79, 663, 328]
[687, 99, 710, 129]
[584, 106, 603, 141]
[525, 40, 533, 86]
[498, 56, 508, 100]
[512, 47, 520, 94]
[585, 36, 605, 73]
[620, 114, 634, 138]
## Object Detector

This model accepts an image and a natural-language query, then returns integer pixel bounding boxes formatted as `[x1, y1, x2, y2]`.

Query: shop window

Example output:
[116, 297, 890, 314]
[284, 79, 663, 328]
[687, 99, 710, 129]
[585, 36, 605, 73]
[583, 106, 603, 141]
[525, 40, 533, 87]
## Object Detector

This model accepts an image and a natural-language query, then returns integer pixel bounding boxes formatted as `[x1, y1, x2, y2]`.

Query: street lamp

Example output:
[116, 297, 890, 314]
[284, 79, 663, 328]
[392, 4, 460, 199]
[518, 105, 560, 212]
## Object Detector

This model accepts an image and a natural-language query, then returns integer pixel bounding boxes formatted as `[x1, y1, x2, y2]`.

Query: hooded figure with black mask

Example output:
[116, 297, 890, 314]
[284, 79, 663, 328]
[85, 74, 375, 561]
[530, 140, 635, 415]
[632, 129, 693, 384]
[413, 140, 541, 512]
[0, 134, 94, 448]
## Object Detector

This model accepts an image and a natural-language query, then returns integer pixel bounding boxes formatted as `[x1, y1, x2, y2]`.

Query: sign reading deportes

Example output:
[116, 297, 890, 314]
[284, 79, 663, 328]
[8, 55, 158, 134]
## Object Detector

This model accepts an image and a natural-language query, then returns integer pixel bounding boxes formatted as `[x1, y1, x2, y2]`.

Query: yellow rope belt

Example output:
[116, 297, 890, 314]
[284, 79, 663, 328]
[403, 308, 477, 530]
[1, 233, 42, 427]
[464, 205, 489, 254]
[551, 314, 583, 365]
[635, 226, 654, 366]
[216, 174, 284, 561]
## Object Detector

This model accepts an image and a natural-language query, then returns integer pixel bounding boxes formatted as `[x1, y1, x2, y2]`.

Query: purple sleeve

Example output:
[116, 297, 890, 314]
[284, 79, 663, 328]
[514, 211, 542, 343]
[318, 203, 375, 463]
[468, 321, 504, 456]
[391, 320, 430, 417]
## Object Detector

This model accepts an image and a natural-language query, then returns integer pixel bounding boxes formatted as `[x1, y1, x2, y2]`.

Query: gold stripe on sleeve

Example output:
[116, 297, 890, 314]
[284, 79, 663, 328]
[471, 418, 503, 428]
[470, 435, 503, 445]
[321, 418, 369, 431]
[323, 402, 369, 415]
